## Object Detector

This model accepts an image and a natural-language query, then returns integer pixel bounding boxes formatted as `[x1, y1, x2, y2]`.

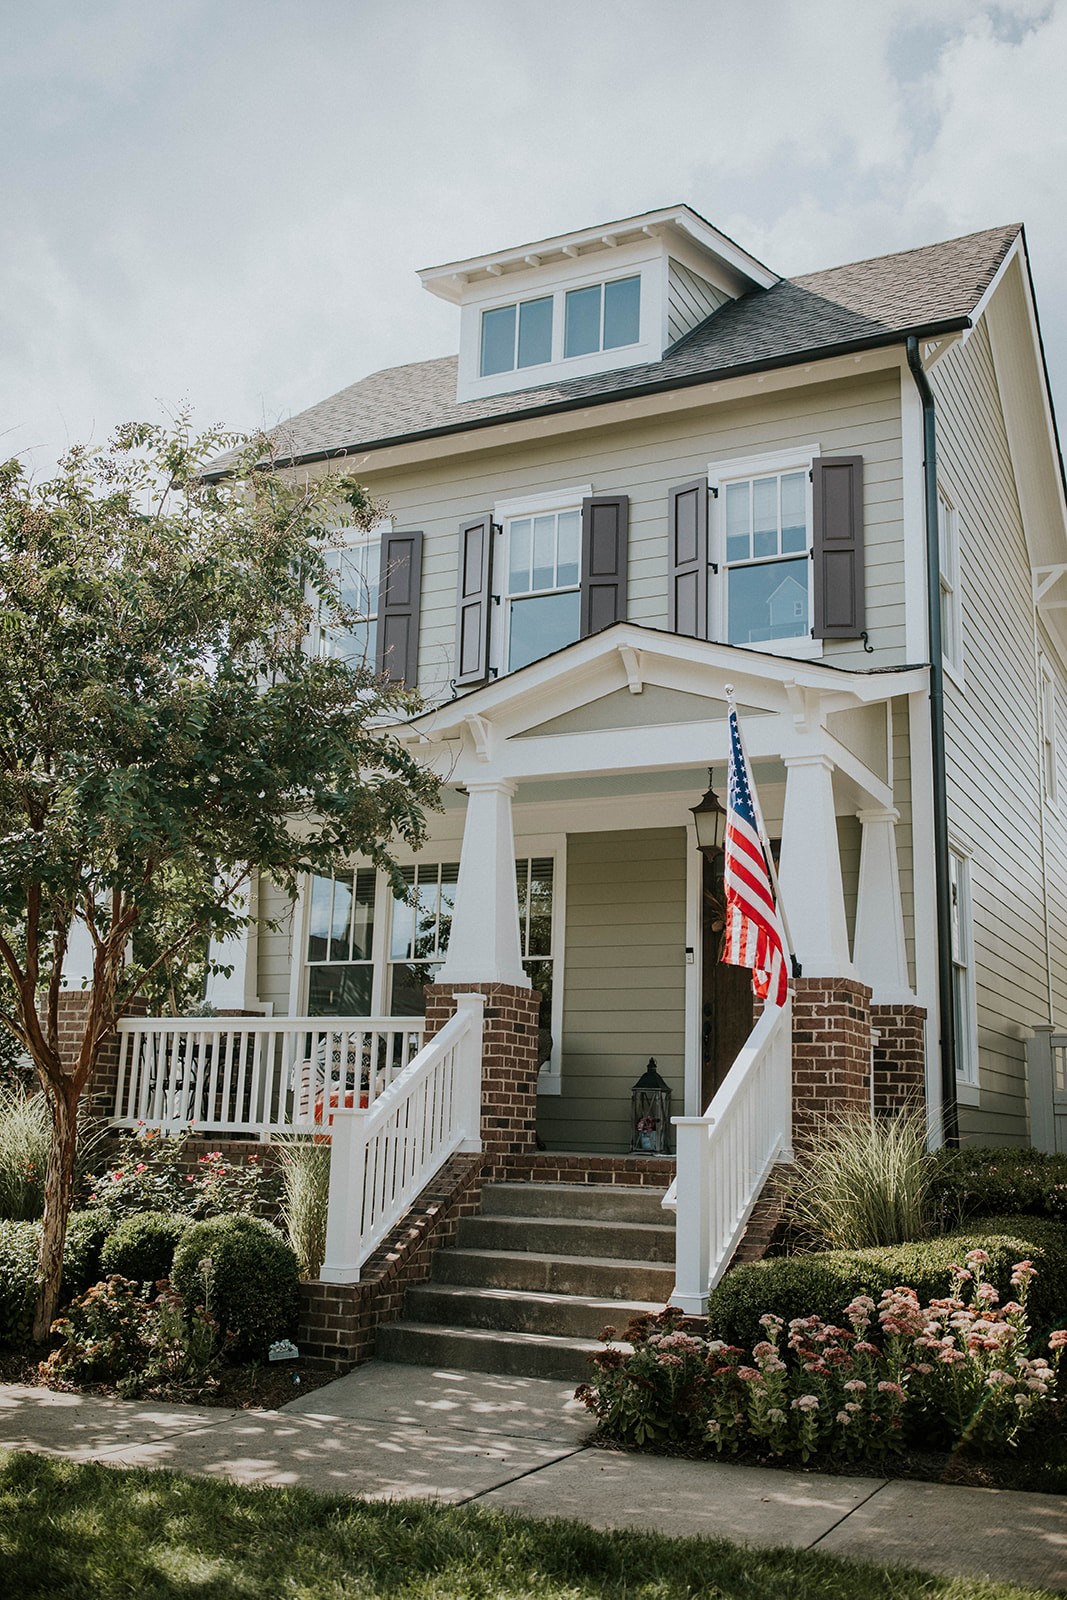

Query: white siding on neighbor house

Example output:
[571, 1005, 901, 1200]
[933, 320, 1050, 1145]
[538, 827, 687, 1154]
[346, 368, 905, 702]
[667, 259, 730, 345]
[1037, 616, 1067, 1035]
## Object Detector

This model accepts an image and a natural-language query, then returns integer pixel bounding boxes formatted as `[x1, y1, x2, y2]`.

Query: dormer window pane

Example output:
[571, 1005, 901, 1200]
[532, 515, 555, 590]
[517, 297, 552, 368]
[603, 275, 640, 349]
[480, 304, 517, 376]
[565, 285, 602, 358]
[556, 509, 580, 587]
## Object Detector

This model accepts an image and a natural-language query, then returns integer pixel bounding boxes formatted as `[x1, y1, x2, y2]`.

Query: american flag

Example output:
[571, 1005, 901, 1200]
[722, 706, 789, 1007]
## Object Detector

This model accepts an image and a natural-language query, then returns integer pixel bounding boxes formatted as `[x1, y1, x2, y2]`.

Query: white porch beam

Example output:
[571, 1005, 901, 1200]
[437, 780, 530, 987]
[778, 755, 854, 978]
[853, 807, 913, 1003]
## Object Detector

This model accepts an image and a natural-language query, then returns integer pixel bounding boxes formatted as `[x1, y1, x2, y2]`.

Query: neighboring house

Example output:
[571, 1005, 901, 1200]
[107, 204, 1067, 1342]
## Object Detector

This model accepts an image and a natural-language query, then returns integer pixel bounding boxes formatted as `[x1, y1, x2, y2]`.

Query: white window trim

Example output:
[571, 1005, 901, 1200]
[489, 489, 591, 680]
[948, 841, 980, 1096]
[293, 835, 568, 1095]
[708, 445, 822, 659]
[1040, 654, 1059, 813]
[309, 517, 390, 669]
[938, 486, 964, 685]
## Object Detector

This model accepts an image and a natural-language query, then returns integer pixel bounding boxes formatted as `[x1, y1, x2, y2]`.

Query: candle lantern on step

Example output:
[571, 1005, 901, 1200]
[630, 1058, 672, 1155]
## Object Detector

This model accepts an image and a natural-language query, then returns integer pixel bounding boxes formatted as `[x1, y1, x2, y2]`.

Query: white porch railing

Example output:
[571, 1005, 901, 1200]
[320, 992, 484, 1283]
[664, 996, 793, 1315]
[112, 1015, 424, 1137]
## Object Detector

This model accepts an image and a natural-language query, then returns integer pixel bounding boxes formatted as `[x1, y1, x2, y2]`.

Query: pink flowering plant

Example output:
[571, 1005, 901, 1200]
[86, 1126, 276, 1224]
[41, 1272, 220, 1400]
[578, 1253, 1065, 1465]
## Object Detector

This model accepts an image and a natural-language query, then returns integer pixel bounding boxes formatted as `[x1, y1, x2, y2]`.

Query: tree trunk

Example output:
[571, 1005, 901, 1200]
[33, 1080, 80, 1341]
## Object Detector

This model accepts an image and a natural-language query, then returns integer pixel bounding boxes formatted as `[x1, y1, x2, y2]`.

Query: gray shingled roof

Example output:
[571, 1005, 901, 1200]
[238, 223, 1021, 469]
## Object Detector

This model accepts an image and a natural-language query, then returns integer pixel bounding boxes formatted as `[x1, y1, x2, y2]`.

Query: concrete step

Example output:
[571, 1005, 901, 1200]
[480, 1182, 671, 1225]
[376, 1319, 622, 1383]
[403, 1280, 660, 1339]
[456, 1214, 676, 1263]
[432, 1246, 675, 1303]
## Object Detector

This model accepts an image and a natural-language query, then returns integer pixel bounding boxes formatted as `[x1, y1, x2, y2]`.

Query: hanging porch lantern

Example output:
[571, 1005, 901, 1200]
[630, 1058, 672, 1155]
[690, 770, 727, 860]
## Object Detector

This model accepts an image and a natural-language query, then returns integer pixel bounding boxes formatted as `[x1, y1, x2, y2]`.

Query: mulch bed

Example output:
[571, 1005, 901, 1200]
[0, 1343, 337, 1410]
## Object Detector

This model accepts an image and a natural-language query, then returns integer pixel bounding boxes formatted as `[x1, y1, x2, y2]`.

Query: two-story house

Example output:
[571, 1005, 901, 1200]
[110, 205, 1067, 1360]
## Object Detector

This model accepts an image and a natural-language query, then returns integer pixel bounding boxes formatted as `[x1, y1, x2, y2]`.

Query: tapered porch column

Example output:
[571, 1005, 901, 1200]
[778, 753, 853, 978]
[205, 875, 262, 1011]
[437, 780, 530, 988]
[853, 807, 911, 1002]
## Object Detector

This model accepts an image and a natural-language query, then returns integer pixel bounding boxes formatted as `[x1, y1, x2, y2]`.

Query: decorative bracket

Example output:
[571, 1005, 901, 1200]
[617, 643, 644, 695]
[1034, 565, 1067, 609]
[784, 678, 820, 734]
[462, 713, 494, 763]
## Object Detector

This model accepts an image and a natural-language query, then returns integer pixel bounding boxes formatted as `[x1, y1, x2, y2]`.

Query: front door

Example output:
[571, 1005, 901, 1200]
[700, 852, 754, 1110]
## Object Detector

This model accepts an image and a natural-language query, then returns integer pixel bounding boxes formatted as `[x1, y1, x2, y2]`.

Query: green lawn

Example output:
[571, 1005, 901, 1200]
[0, 1451, 1056, 1600]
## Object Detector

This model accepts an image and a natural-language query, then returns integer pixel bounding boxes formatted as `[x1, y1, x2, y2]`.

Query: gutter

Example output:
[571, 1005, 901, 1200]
[213, 315, 973, 480]
[906, 336, 960, 1147]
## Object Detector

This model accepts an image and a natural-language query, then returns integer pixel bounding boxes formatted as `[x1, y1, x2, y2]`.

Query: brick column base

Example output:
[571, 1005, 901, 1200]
[53, 993, 148, 1125]
[870, 1003, 927, 1116]
[791, 976, 873, 1146]
[424, 981, 541, 1163]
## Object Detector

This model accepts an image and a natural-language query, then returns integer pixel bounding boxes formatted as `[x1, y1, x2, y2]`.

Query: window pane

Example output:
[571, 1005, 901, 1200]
[508, 591, 581, 671]
[725, 481, 750, 563]
[412, 872, 439, 959]
[523, 959, 554, 1058]
[388, 962, 441, 1016]
[481, 304, 516, 376]
[728, 557, 809, 644]
[527, 858, 554, 956]
[437, 862, 458, 954]
[517, 296, 552, 368]
[508, 518, 532, 595]
[603, 276, 640, 349]
[781, 472, 806, 553]
[308, 963, 373, 1017]
[556, 509, 580, 587]
[351, 869, 376, 961]
[330, 874, 353, 962]
[389, 866, 416, 960]
[752, 477, 778, 559]
[307, 875, 333, 963]
[565, 285, 601, 358]
[532, 514, 555, 591]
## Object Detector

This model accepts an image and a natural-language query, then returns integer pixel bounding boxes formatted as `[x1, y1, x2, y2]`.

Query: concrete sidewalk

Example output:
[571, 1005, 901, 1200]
[1, 1363, 1065, 1594]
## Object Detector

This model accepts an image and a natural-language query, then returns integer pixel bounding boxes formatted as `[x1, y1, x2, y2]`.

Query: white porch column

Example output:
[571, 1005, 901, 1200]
[205, 874, 262, 1010]
[62, 917, 96, 989]
[437, 780, 530, 987]
[854, 807, 912, 1002]
[778, 754, 854, 978]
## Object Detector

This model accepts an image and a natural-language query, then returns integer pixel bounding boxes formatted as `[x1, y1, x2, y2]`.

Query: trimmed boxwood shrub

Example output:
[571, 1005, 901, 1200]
[930, 1146, 1067, 1224]
[63, 1210, 113, 1298]
[0, 1219, 39, 1347]
[708, 1215, 1067, 1349]
[171, 1214, 299, 1360]
[100, 1211, 190, 1285]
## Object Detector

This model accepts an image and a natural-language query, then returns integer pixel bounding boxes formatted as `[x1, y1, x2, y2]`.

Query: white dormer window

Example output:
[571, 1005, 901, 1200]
[564, 275, 640, 358]
[480, 295, 553, 377]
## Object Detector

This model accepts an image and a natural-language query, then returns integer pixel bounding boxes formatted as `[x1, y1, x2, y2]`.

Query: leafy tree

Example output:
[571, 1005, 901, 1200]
[0, 420, 440, 1337]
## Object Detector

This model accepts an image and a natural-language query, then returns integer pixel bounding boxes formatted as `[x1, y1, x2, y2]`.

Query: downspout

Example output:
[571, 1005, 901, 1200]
[906, 336, 960, 1146]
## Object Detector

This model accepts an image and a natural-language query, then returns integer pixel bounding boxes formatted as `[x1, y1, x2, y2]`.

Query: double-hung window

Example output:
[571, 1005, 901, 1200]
[938, 489, 963, 675]
[949, 848, 979, 1090]
[493, 487, 589, 674]
[711, 452, 815, 652]
[1040, 656, 1059, 809]
[317, 532, 381, 666]
[306, 868, 377, 1015]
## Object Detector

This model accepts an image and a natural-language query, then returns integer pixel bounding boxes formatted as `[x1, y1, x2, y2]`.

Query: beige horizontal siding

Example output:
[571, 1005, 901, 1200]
[257, 873, 296, 1017]
[539, 827, 687, 1154]
[353, 368, 904, 700]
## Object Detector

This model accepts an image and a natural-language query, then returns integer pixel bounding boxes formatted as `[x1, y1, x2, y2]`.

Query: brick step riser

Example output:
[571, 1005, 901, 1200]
[431, 1248, 675, 1302]
[456, 1216, 676, 1263]
[376, 1323, 600, 1384]
[480, 1183, 670, 1225]
[403, 1284, 654, 1340]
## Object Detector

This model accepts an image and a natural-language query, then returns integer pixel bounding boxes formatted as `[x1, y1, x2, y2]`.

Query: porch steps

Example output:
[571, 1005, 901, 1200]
[376, 1181, 674, 1382]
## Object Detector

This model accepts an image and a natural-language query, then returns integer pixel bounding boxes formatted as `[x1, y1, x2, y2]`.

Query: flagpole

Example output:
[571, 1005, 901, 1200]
[724, 684, 802, 980]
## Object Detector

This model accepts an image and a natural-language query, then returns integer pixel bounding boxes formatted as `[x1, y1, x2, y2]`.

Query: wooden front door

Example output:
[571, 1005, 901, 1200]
[700, 852, 754, 1111]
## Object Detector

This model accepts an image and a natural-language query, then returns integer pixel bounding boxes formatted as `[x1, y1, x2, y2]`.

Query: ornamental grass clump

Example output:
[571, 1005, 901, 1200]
[0, 1087, 50, 1221]
[275, 1138, 331, 1279]
[578, 1251, 1065, 1465]
[785, 1107, 934, 1248]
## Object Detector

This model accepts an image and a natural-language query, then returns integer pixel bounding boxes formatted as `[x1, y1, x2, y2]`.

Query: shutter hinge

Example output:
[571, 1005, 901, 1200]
[491, 593, 500, 606]
[492, 522, 503, 535]
[709, 562, 719, 575]
[707, 485, 718, 499]
[808, 468, 814, 482]
[809, 548, 815, 559]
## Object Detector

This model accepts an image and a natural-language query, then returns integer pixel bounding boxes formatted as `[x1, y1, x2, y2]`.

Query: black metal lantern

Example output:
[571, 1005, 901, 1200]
[690, 770, 727, 859]
[630, 1058, 672, 1155]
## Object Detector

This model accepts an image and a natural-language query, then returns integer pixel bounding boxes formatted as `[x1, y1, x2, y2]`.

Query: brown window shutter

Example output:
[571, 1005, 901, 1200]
[454, 515, 494, 686]
[375, 531, 423, 686]
[668, 480, 708, 638]
[580, 495, 629, 637]
[812, 456, 865, 639]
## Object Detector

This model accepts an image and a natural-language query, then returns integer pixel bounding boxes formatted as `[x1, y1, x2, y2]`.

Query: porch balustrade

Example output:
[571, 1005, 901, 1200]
[665, 996, 793, 1315]
[112, 1015, 424, 1137]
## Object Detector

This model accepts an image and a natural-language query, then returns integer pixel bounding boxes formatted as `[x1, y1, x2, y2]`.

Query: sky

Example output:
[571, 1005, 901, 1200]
[4, 0, 1067, 476]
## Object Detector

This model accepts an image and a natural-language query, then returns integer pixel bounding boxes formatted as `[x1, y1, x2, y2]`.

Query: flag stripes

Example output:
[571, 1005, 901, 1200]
[721, 706, 788, 1007]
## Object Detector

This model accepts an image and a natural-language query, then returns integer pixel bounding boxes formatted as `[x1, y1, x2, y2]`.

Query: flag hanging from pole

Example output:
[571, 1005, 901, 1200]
[722, 705, 789, 1007]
